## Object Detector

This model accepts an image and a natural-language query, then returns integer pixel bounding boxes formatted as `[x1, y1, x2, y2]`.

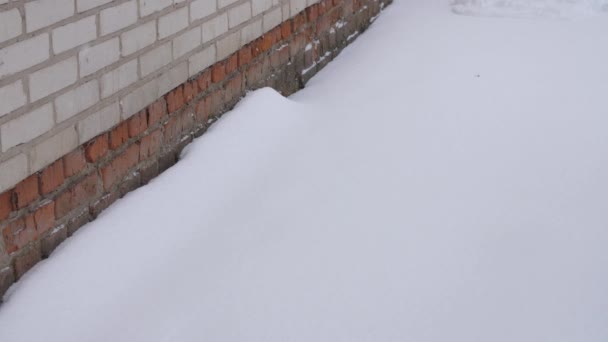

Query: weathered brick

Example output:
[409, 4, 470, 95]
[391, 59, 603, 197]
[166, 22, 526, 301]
[14, 245, 41, 280]
[306, 5, 319, 22]
[163, 115, 183, 143]
[63, 149, 87, 178]
[109, 122, 129, 150]
[183, 81, 198, 103]
[140, 161, 159, 185]
[224, 74, 243, 103]
[196, 70, 212, 93]
[281, 20, 293, 40]
[33, 201, 55, 234]
[238, 46, 253, 67]
[0, 191, 13, 222]
[195, 100, 209, 125]
[167, 86, 185, 114]
[293, 13, 307, 32]
[85, 134, 109, 163]
[128, 110, 148, 138]
[39, 160, 65, 195]
[55, 173, 99, 219]
[2, 215, 36, 254]
[211, 62, 226, 83]
[101, 144, 140, 191]
[90, 192, 119, 218]
[41, 224, 67, 258]
[147, 100, 166, 127]
[14, 175, 39, 209]
[66, 207, 90, 236]
[225, 54, 238, 75]
[0, 266, 15, 300]
[140, 130, 163, 160]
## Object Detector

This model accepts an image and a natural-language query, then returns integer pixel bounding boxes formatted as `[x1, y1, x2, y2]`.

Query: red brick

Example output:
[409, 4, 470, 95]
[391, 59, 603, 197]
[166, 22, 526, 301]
[259, 34, 274, 53]
[224, 74, 243, 103]
[195, 100, 209, 125]
[63, 149, 86, 178]
[140, 130, 163, 160]
[148, 100, 166, 127]
[0, 190, 13, 222]
[163, 115, 182, 143]
[167, 86, 185, 113]
[238, 46, 252, 67]
[101, 144, 140, 191]
[128, 110, 148, 138]
[85, 134, 109, 163]
[2, 216, 36, 254]
[271, 26, 282, 43]
[109, 121, 129, 150]
[281, 21, 292, 40]
[14, 175, 39, 209]
[306, 5, 319, 22]
[251, 38, 263, 58]
[39, 160, 64, 195]
[34, 201, 55, 234]
[293, 13, 307, 32]
[317, 14, 332, 33]
[196, 69, 212, 93]
[183, 80, 198, 103]
[55, 173, 100, 219]
[225, 54, 238, 74]
[211, 62, 226, 83]
[203, 90, 223, 118]
[318, 0, 330, 15]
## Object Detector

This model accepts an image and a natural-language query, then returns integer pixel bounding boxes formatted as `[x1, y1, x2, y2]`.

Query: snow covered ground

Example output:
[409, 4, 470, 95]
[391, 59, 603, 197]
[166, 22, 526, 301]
[1, 1, 608, 341]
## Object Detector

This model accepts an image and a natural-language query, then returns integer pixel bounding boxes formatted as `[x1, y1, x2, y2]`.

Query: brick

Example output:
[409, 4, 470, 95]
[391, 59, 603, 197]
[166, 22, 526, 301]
[41, 224, 67, 258]
[196, 70, 212, 93]
[29, 127, 79, 175]
[281, 20, 293, 40]
[121, 21, 157, 56]
[56, 173, 100, 218]
[66, 208, 90, 236]
[1, 103, 54, 152]
[293, 12, 307, 32]
[0, 8, 22, 44]
[140, 42, 172, 77]
[241, 19, 262, 46]
[139, 0, 172, 17]
[90, 192, 119, 218]
[39, 160, 64, 195]
[52, 15, 96, 54]
[158, 6, 188, 39]
[225, 54, 239, 75]
[101, 144, 140, 191]
[77, 0, 113, 12]
[212, 62, 226, 83]
[63, 149, 87, 178]
[147, 100, 166, 127]
[2, 216, 36, 254]
[263, 8, 283, 32]
[100, 0, 138, 35]
[25, 0, 74, 33]
[195, 99, 209, 125]
[109, 122, 130, 150]
[184, 80, 198, 103]
[0, 191, 13, 222]
[163, 115, 182, 143]
[252, 0, 272, 16]
[217, 31, 241, 60]
[190, 0, 217, 21]
[188, 44, 216, 77]
[0, 266, 15, 300]
[173, 27, 202, 59]
[0, 155, 28, 196]
[204, 90, 224, 118]
[29, 57, 78, 102]
[55, 80, 100, 123]
[79, 38, 120, 77]
[101, 59, 139, 98]
[85, 134, 109, 163]
[128, 110, 148, 138]
[140, 161, 159, 184]
[0, 33, 49, 78]
[34, 201, 55, 234]
[167, 86, 185, 113]
[224, 74, 243, 103]
[14, 175, 39, 209]
[202, 13, 228, 43]
[238, 46, 253, 67]
[78, 101, 120, 144]
[14, 246, 41, 280]
[306, 4, 319, 22]
[228, 2, 251, 28]
[140, 130, 163, 160]
[0, 80, 27, 119]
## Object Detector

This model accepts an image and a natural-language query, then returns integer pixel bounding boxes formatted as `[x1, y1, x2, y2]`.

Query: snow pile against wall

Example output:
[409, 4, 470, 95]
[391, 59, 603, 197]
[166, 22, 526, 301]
[451, 0, 608, 18]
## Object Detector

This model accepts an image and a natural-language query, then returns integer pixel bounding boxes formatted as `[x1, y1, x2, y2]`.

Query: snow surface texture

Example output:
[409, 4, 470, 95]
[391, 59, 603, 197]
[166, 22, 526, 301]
[1, 1, 608, 341]
[452, 0, 608, 18]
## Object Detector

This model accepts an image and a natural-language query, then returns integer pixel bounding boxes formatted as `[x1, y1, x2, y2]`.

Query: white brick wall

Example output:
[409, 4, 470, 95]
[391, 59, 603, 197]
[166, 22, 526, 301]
[0, 0, 322, 193]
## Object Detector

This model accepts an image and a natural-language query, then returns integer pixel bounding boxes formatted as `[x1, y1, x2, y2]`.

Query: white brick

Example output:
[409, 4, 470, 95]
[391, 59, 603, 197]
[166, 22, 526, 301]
[139, 0, 173, 17]
[77, 0, 113, 12]
[0, 34, 49, 78]
[216, 30, 240, 60]
[52, 15, 97, 54]
[219, 0, 239, 9]
[173, 27, 202, 59]
[29, 57, 78, 102]
[229, 2, 252, 28]
[100, 0, 138, 36]
[202, 13, 228, 43]
[0, 8, 22, 44]
[77, 102, 120, 142]
[0, 154, 28, 193]
[1, 104, 54, 152]
[55, 80, 100, 123]
[190, 0, 217, 21]
[29, 126, 78, 173]
[188, 44, 216, 77]
[101, 59, 139, 98]
[157, 62, 188, 96]
[25, 0, 74, 32]
[290, 0, 307, 16]
[121, 80, 159, 119]
[241, 19, 262, 45]
[79, 38, 120, 76]
[252, 0, 273, 16]
[139, 42, 172, 76]
[0, 80, 27, 118]
[158, 6, 189, 39]
[263, 7, 282, 32]
[121, 21, 157, 56]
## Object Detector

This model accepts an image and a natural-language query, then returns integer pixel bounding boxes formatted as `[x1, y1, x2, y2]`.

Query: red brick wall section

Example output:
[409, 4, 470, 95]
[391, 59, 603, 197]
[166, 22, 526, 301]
[0, 0, 392, 300]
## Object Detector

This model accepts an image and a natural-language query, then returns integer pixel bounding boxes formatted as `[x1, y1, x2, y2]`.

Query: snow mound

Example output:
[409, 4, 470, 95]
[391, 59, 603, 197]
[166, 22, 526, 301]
[451, 0, 608, 18]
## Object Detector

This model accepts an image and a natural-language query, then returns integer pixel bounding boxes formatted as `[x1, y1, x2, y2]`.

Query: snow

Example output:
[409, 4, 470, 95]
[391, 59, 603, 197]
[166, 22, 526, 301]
[452, 0, 608, 18]
[2, 1, 608, 341]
